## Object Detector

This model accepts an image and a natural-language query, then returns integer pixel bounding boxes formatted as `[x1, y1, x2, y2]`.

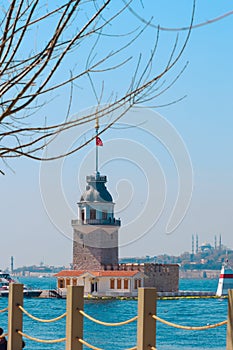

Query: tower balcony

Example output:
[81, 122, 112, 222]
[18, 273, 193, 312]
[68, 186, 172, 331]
[71, 218, 121, 226]
[86, 175, 107, 183]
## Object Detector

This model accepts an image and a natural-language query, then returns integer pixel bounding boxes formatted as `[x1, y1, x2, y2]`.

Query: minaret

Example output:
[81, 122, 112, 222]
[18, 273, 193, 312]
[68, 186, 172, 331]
[190, 234, 194, 262]
[10, 256, 14, 274]
[72, 116, 121, 270]
[219, 234, 222, 251]
[195, 234, 199, 254]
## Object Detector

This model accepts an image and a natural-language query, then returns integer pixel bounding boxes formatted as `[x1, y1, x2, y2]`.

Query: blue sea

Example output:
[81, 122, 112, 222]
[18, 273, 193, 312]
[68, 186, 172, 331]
[0, 278, 228, 350]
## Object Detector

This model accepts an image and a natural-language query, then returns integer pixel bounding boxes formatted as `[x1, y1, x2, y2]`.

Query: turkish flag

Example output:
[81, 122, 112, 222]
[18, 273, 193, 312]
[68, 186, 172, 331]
[96, 136, 103, 146]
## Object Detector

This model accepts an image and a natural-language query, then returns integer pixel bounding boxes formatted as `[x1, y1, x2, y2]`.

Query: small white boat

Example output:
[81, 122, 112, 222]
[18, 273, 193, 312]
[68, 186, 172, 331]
[0, 271, 42, 298]
[216, 260, 233, 296]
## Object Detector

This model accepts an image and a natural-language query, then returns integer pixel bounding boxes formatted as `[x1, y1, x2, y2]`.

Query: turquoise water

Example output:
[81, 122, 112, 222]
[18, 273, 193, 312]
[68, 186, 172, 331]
[0, 277, 227, 349]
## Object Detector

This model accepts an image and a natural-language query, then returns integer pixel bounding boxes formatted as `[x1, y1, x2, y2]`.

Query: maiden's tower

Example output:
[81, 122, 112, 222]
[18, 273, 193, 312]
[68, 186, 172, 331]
[55, 117, 179, 297]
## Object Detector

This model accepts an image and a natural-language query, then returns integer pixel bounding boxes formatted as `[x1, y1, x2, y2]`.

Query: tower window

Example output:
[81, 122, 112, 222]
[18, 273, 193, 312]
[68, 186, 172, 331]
[81, 210, 85, 221]
[102, 210, 107, 220]
[90, 209, 96, 220]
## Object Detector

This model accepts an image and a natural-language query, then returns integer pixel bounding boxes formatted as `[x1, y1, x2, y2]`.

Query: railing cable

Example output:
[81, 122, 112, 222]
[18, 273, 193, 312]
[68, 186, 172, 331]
[151, 314, 227, 330]
[78, 338, 102, 350]
[17, 330, 66, 343]
[18, 305, 66, 322]
[78, 338, 136, 350]
[79, 310, 138, 326]
[0, 333, 8, 338]
[0, 307, 8, 313]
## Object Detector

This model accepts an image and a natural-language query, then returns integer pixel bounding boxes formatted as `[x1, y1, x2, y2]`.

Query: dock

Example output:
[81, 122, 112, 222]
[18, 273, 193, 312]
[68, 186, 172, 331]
[38, 289, 222, 300]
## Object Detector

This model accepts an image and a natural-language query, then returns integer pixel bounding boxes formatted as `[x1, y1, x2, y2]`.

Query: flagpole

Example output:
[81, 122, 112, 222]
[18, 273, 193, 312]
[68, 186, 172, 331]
[95, 114, 99, 176]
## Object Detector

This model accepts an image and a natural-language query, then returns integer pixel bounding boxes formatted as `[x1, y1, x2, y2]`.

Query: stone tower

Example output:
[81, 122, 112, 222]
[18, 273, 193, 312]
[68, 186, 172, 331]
[72, 171, 121, 270]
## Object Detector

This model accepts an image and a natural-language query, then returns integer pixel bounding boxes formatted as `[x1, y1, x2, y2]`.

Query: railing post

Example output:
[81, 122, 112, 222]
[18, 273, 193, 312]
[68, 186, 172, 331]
[8, 283, 23, 350]
[137, 287, 157, 350]
[227, 289, 233, 350]
[66, 285, 84, 350]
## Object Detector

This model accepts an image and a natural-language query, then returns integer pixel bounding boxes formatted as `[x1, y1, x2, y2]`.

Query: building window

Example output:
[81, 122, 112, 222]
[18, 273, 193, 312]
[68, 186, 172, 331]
[134, 279, 142, 289]
[66, 278, 71, 287]
[58, 278, 64, 288]
[81, 210, 85, 221]
[73, 278, 77, 286]
[90, 209, 96, 220]
[80, 233, 83, 239]
[134, 279, 141, 289]
[110, 279, 115, 289]
[102, 210, 107, 220]
[117, 279, 121, 289]
[124, 279, 129, 289]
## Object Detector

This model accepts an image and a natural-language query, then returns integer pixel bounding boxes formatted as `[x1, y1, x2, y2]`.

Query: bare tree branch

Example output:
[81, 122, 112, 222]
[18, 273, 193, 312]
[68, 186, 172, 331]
[0, 0, 204, 173]
[125, 3, 233, 31]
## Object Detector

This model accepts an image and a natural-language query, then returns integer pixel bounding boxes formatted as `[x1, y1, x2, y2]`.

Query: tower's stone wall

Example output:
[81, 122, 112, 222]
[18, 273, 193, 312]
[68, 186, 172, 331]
[73, 226, 118, 270]
[73, 242, 118, 270]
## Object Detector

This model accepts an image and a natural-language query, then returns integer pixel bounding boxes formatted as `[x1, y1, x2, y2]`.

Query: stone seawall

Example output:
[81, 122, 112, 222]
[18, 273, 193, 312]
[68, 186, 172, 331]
[143, 264, 179, 292]
[180, 269, 220, 279]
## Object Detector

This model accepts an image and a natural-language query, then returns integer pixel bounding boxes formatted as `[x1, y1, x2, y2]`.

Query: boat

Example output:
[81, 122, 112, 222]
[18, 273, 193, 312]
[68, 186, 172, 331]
[216, 259, 233, 296]
[0, 271, 42, 298]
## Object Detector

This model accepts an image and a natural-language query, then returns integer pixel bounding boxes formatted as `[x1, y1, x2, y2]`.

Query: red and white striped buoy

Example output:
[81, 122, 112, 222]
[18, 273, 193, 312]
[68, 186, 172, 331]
[216, 262, 233, 296]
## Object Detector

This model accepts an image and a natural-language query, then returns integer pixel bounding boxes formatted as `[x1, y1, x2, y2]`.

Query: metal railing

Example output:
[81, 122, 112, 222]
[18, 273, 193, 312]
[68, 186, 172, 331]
[71, 218, 121, 226]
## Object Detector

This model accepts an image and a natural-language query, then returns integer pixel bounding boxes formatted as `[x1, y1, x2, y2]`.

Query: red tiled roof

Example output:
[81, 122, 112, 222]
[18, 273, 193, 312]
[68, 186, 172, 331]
[92, 270, 141, 277]
[54, 270, 86, 277]
[54, 270, 142, 278]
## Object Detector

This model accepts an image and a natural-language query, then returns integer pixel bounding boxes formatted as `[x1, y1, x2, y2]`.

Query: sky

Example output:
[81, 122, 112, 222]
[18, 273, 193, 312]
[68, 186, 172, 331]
[1, 0, 233, 269]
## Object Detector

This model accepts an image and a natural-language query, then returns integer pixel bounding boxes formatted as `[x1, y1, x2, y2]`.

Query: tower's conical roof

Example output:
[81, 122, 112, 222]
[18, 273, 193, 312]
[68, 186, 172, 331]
[80, 173, 113, 203]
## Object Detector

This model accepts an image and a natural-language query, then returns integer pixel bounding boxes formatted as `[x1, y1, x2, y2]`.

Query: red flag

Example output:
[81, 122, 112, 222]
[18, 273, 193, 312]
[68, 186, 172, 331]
[96, 136, 103, 146]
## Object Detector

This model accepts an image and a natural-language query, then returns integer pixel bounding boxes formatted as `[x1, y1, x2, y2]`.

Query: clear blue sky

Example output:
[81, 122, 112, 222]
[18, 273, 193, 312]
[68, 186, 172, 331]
[1, 0, 233, 269]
